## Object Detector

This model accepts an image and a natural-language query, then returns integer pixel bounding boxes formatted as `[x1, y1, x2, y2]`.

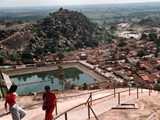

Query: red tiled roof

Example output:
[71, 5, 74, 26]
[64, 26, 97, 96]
[132, 74, 146, 84]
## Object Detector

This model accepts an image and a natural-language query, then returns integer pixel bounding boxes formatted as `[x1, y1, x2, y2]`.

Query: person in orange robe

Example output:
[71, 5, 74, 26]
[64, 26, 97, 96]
[43, 85, 57, 120]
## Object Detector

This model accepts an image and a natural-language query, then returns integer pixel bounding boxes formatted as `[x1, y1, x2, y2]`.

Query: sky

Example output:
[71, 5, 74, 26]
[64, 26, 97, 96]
[1, 0, 160, 7]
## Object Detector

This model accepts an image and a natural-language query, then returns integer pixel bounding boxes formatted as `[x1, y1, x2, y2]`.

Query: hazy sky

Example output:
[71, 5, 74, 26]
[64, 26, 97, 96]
[1, 0, 160, 7]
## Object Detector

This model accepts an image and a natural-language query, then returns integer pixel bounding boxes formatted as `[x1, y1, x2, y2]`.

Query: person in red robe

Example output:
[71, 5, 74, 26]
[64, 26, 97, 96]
[43, 85, 57, 120]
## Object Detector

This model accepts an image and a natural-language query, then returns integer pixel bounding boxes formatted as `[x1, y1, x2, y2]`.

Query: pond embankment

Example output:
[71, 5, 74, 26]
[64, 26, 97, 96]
[3, 62, 109, 82]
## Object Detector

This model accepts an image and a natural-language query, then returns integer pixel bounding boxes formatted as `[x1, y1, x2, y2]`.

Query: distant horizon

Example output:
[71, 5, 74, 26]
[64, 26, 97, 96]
[1, 0, 160, 8]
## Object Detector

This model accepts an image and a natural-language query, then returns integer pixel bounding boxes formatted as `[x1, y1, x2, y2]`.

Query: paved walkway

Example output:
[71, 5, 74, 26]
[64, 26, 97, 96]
[0, 88, 157, 120]
[53, 89, 156, 120]
[0, 88, 128, 120]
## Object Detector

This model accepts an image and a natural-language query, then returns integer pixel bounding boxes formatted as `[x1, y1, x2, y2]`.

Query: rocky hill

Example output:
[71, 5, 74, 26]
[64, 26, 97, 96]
[0, 8, 108, 55]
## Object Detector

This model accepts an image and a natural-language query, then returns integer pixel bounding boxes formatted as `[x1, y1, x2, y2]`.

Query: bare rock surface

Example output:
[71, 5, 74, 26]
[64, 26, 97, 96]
[91, 95, 160, 120]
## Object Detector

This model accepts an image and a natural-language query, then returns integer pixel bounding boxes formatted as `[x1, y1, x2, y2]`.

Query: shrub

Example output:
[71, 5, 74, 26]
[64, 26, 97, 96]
[154, 84, 160, 91]
[92, 85, 100, 90]
[71, 84, 76, 90]
[122, 82, 128, 87]
[132, 82, 135, 87]
[82, 83, 87, 90]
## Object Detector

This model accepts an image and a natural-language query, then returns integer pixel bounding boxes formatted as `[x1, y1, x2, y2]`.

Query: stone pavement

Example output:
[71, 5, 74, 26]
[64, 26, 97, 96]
[91, 94, 160, 120]
[29, 88, 126, 120]
[0, 89, 122, 120]
[53, 89, 157, 120]
[0, 88, 157, 120]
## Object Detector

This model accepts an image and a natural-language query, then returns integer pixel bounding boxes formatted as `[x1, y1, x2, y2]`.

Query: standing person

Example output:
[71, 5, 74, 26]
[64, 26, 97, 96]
[4, 84, 26, 120]
[43, 85, 57, 120]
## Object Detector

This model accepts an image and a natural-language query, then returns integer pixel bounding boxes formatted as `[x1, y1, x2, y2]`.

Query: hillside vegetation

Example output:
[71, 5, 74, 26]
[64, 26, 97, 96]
[0, 8, 108, 64]
[0, 8, 108, 54]
[31, 8, 107, 53]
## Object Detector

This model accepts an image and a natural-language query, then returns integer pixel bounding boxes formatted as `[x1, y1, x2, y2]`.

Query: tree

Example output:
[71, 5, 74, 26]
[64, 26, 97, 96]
[57, 65, 65, 89]
[57, 72, 65, 81]
[5, 21, 14, 27]
[75, 40, 83, 49]
[82, 83, 87, 90]
[156, 65, 160, 70]
[92, 39, 99, 47]
[111, 50, 117, 60]
[84, 39, 94, 48]
[21, 50, 33, 64]
[35, 48, 43, 56]
[56, 52, 64, 61]
[21, 50, 33, 59]
[58, 65, 63, 71]
[140, 33, 147, 40]
[148, 32, 157, 41]
[44, 42, 56, 53]
[154, 83, 160, 91]
[8, 52, 21, 62]
[110, 25, 117, 33]
[42, 17, 52, 26]
[156, 37, 160, 46]
[155, 37, 160, 57]
[118, 41, 127, 47]
[110, 25, 117, 30]
[0, 57, 4, 65]
[17, 20, 24, 24]
[136, 61, 140, 70]
[67, 46, 75, 51]
[106, 38, 112, 43]
[76, 75, 80, 86]
[137, 50, 145, 57]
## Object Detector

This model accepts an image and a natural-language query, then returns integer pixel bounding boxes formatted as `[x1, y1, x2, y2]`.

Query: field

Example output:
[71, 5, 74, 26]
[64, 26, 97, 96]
[0, 2, 160, 25]
[1, 2, 160, 42]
